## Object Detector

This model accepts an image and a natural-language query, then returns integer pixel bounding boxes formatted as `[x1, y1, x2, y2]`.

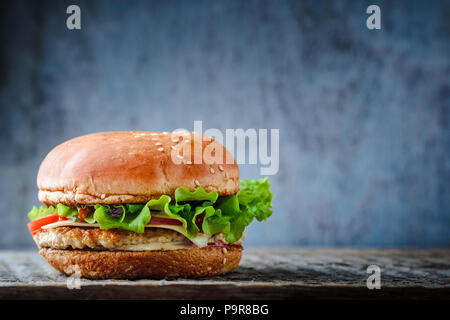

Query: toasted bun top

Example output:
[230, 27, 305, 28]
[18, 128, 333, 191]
[37, 132, 239, 205]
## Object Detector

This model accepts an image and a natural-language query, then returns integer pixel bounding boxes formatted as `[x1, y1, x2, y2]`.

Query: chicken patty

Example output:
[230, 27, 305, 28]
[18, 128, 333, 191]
[33, 227, 192, 251]
[33, 227, 244, 251]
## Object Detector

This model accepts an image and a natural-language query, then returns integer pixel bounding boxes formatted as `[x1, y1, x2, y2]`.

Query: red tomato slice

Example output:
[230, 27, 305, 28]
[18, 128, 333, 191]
[78, 208, 87, 222]
[149, 216, 182, 226]
[28, 214, 68, 235]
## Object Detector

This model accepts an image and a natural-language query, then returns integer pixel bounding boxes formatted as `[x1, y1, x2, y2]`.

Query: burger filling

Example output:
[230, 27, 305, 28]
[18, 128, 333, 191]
[33, 227, 245, 251]
[28, 178, 272, 251]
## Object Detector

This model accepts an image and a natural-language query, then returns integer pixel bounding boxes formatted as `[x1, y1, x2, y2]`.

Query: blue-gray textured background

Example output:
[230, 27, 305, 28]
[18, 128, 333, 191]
[0, 0, 449, 249]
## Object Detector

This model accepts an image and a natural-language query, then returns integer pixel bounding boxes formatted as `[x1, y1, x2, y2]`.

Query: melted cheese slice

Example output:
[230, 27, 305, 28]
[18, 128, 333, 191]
[41, 219, 212, 248]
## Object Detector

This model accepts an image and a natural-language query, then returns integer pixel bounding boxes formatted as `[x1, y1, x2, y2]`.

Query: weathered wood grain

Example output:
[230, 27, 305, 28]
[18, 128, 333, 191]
[0, 249, 449, 299]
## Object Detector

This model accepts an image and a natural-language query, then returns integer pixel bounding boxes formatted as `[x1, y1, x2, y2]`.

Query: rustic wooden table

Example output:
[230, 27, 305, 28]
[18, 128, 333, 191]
[0, 249, 449, 299]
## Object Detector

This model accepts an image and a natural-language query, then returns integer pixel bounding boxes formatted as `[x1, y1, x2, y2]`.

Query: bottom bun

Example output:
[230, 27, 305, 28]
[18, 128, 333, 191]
[39, 245, 243, 279]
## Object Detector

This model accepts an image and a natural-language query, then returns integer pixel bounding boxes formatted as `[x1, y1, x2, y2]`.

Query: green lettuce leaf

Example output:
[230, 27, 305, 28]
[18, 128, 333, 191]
[56, 204, 78, 218]
[202, 208, 230, 235]
[215, 177, 274, 242]
[83, 214, 96, 224]
[172, 187, 219, 238]
[175, 187, 219, 204]
[28, 206, 57, 221]
[238, 177, 273, 221]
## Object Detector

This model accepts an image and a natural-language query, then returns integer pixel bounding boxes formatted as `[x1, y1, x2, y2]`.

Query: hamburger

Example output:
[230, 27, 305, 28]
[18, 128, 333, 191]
[27, 131, 273, 279]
